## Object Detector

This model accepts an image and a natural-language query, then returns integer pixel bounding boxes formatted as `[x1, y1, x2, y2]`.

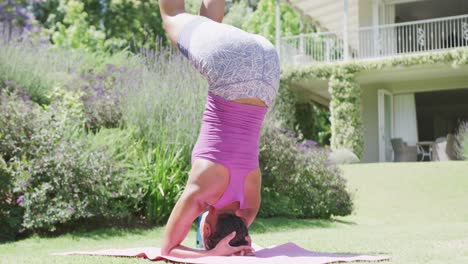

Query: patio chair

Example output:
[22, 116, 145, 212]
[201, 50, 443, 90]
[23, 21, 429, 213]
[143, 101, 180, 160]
[431, 137, 449, 161]
[391, 138, 418, 162]
[416, 143, 432, 161]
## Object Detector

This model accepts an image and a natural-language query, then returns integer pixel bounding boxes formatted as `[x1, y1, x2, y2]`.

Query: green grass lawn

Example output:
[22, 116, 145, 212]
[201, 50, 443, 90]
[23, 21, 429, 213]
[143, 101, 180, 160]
[1, 161, 468, 264]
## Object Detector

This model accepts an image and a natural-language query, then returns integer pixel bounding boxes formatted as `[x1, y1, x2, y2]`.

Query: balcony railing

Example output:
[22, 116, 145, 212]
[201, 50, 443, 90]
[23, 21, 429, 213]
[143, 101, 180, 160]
[280, 14, 468, 64]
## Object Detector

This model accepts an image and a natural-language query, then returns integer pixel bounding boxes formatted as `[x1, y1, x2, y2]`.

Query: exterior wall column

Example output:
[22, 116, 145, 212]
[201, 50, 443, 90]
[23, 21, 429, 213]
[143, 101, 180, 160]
[372, 0, 381, 57]
[276, 0, 281, 58]
[343, 0, 349, 61]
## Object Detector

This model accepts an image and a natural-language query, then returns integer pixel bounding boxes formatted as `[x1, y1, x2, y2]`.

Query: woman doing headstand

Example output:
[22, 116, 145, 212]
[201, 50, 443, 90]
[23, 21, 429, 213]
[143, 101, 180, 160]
[159, 0, 280, 258]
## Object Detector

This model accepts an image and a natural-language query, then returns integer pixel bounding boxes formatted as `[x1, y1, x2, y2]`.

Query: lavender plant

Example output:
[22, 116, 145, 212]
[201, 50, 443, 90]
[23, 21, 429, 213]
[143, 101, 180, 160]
[0, 0, 42, 41]
[79, 64, 126, 132]
[120, 45, 207, 148]
[117, 45, 207, 223]
[0, 30, 133, 105]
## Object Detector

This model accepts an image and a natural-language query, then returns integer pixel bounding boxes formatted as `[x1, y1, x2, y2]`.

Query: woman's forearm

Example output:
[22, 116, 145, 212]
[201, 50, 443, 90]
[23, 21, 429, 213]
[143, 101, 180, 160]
[200, 0, 225, 23]
[163, 245, 213, 258]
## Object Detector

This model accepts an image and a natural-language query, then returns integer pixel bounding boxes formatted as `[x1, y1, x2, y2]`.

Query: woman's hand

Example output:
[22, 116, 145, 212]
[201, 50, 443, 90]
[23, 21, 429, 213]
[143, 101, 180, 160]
[210, 232, 254, 256]
[231, 236, 255, 256]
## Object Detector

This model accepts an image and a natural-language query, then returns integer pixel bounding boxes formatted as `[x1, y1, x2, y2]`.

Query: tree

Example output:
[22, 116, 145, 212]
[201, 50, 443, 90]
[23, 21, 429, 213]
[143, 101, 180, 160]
[49, 0, 106, 52]
[242, 0, 315, 43]
[35, 0, 165, 52]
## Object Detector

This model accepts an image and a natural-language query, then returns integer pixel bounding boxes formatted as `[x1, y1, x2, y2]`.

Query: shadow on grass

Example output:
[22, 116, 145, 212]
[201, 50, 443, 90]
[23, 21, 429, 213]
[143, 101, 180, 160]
[2, 217, 357, 245]
[67, 226, 150, 241]
[61, 217, 166, 241]
[9, 217, 160, 243]
[250, 217, 356, 234]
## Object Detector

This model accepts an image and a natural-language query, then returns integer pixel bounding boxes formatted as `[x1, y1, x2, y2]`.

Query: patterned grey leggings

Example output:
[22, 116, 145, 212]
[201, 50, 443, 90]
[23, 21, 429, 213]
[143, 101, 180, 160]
[177, 16, 280, 107]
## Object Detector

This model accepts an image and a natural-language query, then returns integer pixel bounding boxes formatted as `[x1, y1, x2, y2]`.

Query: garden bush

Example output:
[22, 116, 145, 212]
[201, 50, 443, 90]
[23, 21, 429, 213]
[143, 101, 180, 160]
[0, 83, 39, 162]
[0, 157, 23, 242]
[259, 116, 353, 218]
[0, 85, 139, 232]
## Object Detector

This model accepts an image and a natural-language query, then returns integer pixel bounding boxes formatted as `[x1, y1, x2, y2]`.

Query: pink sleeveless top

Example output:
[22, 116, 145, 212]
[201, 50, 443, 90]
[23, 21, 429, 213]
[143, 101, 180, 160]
[191, 92, 267, 209]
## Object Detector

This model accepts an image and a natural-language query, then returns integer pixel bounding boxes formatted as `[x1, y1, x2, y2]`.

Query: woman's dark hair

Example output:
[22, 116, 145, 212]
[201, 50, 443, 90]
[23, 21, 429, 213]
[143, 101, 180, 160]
[205, 213, 249, 250]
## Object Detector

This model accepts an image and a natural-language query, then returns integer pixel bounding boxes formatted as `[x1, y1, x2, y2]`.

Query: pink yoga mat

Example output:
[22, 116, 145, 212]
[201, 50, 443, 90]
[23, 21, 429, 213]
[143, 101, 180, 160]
[52, 242, 390, 263]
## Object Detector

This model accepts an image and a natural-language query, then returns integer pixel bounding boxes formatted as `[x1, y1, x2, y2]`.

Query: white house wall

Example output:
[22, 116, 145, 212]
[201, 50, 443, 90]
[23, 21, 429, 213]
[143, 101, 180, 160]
[359, 0, 374, 27]
[360, 69, 468, 163]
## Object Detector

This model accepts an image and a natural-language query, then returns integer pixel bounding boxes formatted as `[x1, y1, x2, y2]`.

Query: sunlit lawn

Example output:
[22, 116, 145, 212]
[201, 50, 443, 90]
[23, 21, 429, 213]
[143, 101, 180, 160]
[1, 161, 467, 264]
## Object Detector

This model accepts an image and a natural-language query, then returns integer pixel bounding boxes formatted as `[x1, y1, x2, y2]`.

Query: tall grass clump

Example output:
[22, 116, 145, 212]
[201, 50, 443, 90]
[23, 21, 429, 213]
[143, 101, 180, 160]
[87, 128, 190, 225]
[141, 145, 189, 224]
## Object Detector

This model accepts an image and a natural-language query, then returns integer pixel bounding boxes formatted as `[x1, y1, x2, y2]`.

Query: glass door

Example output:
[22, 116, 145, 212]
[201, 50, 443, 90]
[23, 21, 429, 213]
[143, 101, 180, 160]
[378, 89, 394, 162]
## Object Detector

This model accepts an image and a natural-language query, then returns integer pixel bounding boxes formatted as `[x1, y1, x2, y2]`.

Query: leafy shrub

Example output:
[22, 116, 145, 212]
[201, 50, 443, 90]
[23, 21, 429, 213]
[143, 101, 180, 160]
[0, 85, 138, 232]
[101, 0, 165, 52]
[328, 70, 363, 159]
[0, 157, 23, 242]
[295, 102, 332, 146]
[259, 116, 353, 218]
[0, 83, 40, 162]
[274, 82, 331, 146]
[86, 128, 158, 217]
[12, 138, 127, 231]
